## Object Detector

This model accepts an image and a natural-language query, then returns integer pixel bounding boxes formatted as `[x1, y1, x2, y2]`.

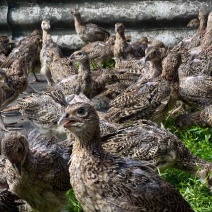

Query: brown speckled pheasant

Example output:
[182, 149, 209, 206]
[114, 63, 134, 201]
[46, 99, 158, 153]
[106, 52, 181, 124]
[114, 23, 136, 60]
[201, 11, 212, 50]
[55, 50, 119, 99]
[18, 89, 67, 136]
[1, 30, 42, 82]
[58, 102, 193, 212]
[175, 105, 212, 129]
[173, 10, 208, 54]
[188, 10, 208, 49]
[71, 8, 110, 43]
[40, 20, 63, 85]
[0, 57, 28, 131]
[50, 56, 78, 83]
[55, 50, 92, 98]
[81, 36, 115, 66]
[59, 105, 212, 190]
[178, 71, 212, 109]
[94, 46, 167, 109]
[116, 46, 166, 82]
[1, 131, 70, 212]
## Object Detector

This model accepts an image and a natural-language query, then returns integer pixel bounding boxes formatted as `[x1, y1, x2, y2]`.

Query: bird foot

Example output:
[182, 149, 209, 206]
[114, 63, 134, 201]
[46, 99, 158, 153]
[30, 78, 46, 84]
[2, 110, 20, 117]
[3, 122, 23, 131]
[27, 85, 40, 93]
[0, 113, 22, 132]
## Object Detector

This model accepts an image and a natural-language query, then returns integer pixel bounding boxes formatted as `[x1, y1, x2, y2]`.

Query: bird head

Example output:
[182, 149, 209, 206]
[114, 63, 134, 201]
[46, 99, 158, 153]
[198, 10, 207, 20]
[115, 23, 125, 34]
[71, 8, 80, 16]
[58, 102, 100, 139]
[1, 132, 29, 175]
[145, 47, 163, 63]
[41, 20, 51, 31]
[69, 50, 88, 62]
[187, 19, 200, 28]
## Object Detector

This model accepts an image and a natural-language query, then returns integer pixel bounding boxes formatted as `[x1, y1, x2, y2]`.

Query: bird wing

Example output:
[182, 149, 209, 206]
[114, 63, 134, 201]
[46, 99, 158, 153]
[37, 150, 71, 191]
[103, 157, 193, 211]
[180, 75, 212, 107]
[107, 79, 171, 123]
[85, 23, 110, 41]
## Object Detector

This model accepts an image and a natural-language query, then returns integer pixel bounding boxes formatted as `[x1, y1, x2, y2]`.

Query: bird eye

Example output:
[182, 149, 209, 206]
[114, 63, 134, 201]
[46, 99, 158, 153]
[18, 145, 23, 153]
[77, 52, 82, 56]
[153, 51, 157, 56]
[77, 107, 85, 115]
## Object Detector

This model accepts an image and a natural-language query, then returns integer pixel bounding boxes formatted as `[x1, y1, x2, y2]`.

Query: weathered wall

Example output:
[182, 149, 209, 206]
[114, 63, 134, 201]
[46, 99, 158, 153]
[1, 0, 212, 53]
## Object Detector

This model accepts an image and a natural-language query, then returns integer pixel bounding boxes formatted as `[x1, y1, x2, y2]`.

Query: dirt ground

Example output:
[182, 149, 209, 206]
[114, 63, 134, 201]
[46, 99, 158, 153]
[0, 73, 48, 141]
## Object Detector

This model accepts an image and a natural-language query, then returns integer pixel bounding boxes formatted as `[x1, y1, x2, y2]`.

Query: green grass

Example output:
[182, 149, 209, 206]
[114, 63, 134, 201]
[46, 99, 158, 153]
[66, 117, 212, 212]
[66, 189, 83, 212]
[162, 117, 212, 212]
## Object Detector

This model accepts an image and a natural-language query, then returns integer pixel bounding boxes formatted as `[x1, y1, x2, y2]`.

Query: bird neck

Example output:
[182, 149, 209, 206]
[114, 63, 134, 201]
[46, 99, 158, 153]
[78, 58, 90, 72]
[197, 17, 207, 34]
[160, 68, 179, 82]
[150, 58, 162, 69]
[78, 59, 91, 81]
[73, 14, 84, 27]
[42, 30, 49, 43]
[72, 125, 103, 154]
[116, 31, 125, 40]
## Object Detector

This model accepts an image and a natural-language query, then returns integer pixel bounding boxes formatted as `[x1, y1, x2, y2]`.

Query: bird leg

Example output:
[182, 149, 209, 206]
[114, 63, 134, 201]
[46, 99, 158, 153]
[26, 84, 40, 93]
[0, 112, 22, 131]
[170, 101, 185, 117]
[30, 70, 46, 84]
[0, 112, 9, 132]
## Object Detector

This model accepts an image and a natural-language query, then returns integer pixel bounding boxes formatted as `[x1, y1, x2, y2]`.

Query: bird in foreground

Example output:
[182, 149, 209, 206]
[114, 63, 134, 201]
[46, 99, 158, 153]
[0, 189, 23, 212]
[58, 102, 193, 212]
[175, 105, 212, 129]
[106, 52, 181, 124]
[59, 102, 212, 190]
[1, 131, 70, 212]
[71, 8, 110, 43]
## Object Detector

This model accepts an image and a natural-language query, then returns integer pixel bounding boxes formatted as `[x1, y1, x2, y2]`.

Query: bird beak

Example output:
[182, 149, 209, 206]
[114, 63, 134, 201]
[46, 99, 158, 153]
[58, 112, 78, 129]
[58, 112, 69, 125]
[144, 56, 149, 63]
[69, 54, 75, 59]
[12, 162, 22, 175]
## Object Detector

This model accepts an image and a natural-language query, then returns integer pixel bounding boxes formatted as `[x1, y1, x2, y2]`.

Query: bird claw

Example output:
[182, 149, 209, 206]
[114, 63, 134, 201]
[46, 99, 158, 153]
[27, 85, 41, 93]
[30, 78, 46, 84]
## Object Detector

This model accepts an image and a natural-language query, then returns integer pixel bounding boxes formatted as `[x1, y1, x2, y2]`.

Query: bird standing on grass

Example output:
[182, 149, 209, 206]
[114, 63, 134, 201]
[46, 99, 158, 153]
[59, 102, 193, 212]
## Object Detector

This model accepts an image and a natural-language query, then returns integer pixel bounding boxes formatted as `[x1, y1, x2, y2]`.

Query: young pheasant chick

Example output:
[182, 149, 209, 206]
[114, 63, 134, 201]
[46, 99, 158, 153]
[1, 132, 70, 212]
[59, 102, 193, 212]
[71, 8, 110, 43]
